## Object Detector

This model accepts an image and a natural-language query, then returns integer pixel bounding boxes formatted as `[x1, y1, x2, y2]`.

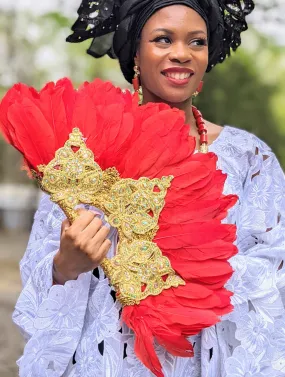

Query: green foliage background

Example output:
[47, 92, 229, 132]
[196, 48, 285, 164]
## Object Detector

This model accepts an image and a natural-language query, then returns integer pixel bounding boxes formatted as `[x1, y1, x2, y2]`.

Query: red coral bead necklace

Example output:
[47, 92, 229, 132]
[192, 105, 208, 153]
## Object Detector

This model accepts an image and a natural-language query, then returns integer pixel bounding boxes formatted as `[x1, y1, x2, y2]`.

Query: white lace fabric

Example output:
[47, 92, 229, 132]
[13, 126, 285, 377]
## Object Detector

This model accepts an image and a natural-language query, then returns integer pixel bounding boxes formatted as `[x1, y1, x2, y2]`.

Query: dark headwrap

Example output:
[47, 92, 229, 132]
[67, 0, 254, 83]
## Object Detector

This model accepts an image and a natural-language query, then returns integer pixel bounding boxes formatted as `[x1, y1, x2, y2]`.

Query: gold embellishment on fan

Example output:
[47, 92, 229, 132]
[36, 128, 185, 305]
[104, 240, 184, 306]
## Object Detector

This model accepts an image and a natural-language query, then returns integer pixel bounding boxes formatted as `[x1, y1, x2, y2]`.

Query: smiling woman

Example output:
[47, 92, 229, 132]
[6, 0, 285, 377]
[135, 6, 208, 106]
[134, 6, 210, 147]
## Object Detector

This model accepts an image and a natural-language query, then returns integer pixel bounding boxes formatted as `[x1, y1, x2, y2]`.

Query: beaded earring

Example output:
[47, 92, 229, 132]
[132, 65, 143, 105]
[193, 81, 204, 98]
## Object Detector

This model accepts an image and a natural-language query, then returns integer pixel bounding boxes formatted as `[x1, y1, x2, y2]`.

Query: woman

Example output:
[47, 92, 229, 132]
[12, 0, 285, 376]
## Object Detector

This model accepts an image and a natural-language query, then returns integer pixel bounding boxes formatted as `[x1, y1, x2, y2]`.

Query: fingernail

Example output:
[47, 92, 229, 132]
[89, 210, 101, 216]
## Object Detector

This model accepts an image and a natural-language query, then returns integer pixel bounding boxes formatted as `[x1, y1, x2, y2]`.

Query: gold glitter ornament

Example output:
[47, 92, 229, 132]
[104, 240, 185, 306]
[36, 128, 185, 305]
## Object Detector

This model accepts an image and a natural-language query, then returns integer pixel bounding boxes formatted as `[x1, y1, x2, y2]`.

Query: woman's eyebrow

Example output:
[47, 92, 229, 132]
[151, 28, 207, 36]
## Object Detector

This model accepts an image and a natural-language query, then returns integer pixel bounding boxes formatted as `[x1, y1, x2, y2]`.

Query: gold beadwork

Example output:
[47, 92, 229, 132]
[102, 176, 173, 239]
[102, 240, 185, 306]
[37, 128, 185, 305]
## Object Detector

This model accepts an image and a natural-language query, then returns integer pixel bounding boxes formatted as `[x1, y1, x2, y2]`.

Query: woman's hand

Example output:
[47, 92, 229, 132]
[53, 209, 111, 284]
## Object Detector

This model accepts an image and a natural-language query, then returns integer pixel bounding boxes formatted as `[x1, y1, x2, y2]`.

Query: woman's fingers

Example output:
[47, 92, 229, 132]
[58, 208, 112, 279]
[91, 239, 112, 265]
[61, 218, 70, 236]
[100, 239, 112, 257]
[70, 209, 100, 233]
[81, 216, 106, 239]
[91, 224, 111, 244]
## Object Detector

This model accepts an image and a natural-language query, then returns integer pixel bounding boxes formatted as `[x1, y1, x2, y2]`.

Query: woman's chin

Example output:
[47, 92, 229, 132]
[159, 90, 192, 106]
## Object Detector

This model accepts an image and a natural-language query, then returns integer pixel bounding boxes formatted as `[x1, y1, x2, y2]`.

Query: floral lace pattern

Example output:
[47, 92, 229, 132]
[13, 126, 285, 377]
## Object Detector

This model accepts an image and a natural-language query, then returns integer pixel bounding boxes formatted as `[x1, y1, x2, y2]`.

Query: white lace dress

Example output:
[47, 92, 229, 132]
[13, 126, 285, 377]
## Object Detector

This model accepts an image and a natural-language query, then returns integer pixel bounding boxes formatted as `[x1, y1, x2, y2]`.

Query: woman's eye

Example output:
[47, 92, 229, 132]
[151, 36, 207, 47]
[191, 38, 208, 47]
[153, 36, 171, 44]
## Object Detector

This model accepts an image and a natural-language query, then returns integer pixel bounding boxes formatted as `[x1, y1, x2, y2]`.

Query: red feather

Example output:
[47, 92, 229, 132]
[8, 98, 55, 168]
[37, 79, 75, 149]
[0, 78, 238, 377]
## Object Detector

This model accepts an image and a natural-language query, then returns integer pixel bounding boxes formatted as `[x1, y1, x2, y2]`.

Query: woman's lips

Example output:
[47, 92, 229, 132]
[161, 71, 194, 86]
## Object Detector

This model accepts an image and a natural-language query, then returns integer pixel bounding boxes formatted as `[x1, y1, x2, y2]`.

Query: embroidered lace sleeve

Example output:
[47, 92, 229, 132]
[222, 138, 285, 376]
[12, 193, 92, 377]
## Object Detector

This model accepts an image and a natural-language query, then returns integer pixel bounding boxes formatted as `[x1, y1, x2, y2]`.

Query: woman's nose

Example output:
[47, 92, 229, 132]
[168, 42, 192, 64]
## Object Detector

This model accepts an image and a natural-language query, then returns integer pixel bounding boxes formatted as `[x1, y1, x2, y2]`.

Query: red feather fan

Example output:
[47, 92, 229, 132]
[0, 78, 238, 377]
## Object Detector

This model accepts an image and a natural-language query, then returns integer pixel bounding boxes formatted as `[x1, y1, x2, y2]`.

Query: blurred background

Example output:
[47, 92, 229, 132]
[0, 0, 284, 375]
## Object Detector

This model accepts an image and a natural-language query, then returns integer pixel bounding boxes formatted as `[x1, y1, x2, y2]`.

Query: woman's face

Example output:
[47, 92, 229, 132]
[135, 5, 208, 105]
